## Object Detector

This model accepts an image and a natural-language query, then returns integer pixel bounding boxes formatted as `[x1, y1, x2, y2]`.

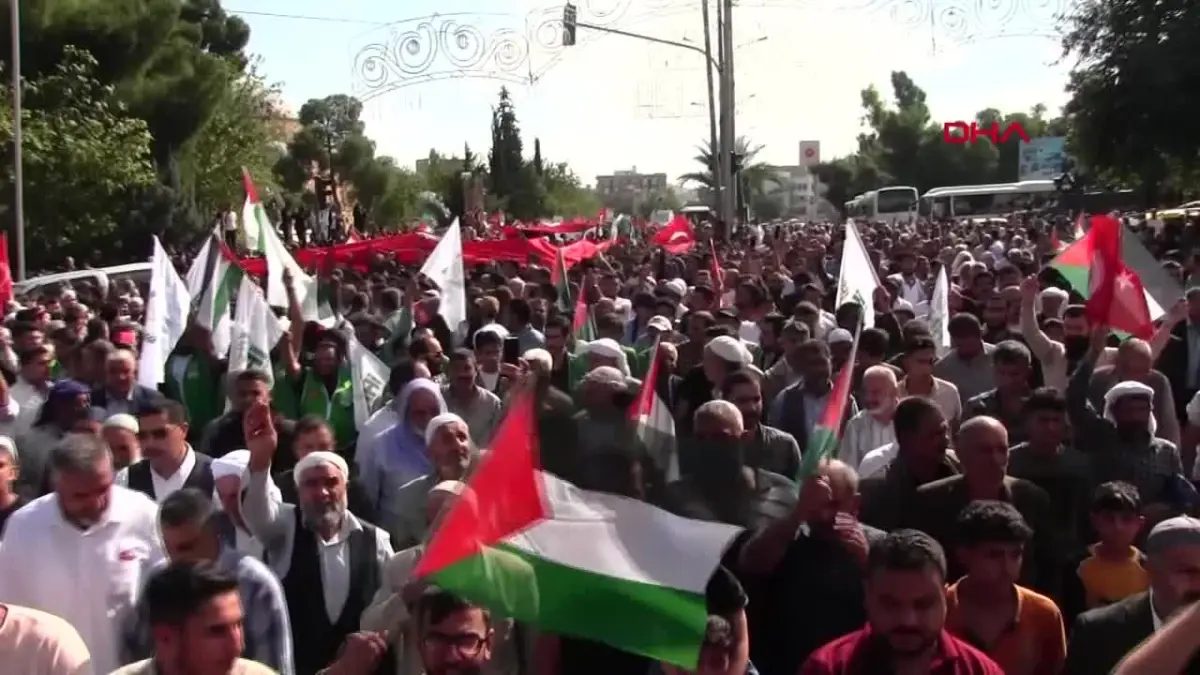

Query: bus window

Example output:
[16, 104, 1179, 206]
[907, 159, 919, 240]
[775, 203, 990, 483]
[876, 190, 916, 214]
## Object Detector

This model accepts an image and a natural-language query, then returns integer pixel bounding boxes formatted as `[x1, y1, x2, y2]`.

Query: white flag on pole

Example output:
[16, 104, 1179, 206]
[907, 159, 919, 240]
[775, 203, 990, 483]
[835, 221, 881, 328]
[419, 217, 467, 339]
[138, 237, 192, 388]
[348, 336, 390, 429]
[929, 267, 951, 357]
[228, 276, 284, 383]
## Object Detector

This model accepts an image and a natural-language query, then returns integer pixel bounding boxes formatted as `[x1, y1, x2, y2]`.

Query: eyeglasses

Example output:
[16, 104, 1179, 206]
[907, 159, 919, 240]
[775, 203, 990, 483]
[422, 631, 488, 656]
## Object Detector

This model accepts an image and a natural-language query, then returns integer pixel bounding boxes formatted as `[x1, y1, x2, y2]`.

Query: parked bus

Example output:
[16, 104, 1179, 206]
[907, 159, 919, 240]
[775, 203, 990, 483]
[921, 180, 1059, 219]
[846, 187, 918, 223]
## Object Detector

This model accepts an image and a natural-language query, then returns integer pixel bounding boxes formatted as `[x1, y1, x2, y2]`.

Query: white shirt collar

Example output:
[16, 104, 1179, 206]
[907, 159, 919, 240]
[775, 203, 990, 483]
[153, 445, 196, 482]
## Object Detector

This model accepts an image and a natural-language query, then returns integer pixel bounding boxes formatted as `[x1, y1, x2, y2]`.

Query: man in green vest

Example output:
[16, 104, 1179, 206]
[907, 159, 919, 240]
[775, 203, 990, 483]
[163, 326, 227, 445]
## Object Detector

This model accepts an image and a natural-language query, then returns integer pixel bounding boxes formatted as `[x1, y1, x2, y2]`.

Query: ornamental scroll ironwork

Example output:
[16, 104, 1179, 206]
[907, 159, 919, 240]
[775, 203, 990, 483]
[350, 0, 1072, 101]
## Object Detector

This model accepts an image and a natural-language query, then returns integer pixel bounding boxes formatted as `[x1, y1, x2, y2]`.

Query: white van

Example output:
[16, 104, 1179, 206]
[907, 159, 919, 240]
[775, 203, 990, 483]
[14, 262, 154, 299]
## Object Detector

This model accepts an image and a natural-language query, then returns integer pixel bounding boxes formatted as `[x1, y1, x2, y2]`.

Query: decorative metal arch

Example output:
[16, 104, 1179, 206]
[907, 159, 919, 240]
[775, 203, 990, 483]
[349, 0, 1074, 101]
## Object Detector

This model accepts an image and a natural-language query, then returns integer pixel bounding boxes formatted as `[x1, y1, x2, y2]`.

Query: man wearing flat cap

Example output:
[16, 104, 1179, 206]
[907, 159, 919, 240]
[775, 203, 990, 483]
[1065, 515, 1200, 674]
[241, 402, 394, 675]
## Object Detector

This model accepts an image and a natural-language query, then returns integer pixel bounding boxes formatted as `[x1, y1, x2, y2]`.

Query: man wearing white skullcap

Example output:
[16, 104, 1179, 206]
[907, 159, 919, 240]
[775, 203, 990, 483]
[1073, 339, 1183, 509]
[584, 338, 630, 376]
[241, 403, 393, 675]
[385, 412, 474, 549]
[102, 413, 141, 470]
[210, 449, 273, 560]
[703, 335, 752, 400]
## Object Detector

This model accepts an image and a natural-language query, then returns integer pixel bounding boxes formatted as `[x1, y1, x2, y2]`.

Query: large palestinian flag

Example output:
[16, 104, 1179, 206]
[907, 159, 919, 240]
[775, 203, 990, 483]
[1049, 218, 1179, 321]
[413, 392, 742, 668]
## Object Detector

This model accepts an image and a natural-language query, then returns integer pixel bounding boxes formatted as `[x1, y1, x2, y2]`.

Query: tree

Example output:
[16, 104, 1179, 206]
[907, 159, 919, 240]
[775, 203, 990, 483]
[0, 48, 157, 267]
[488, 87, 525, 200]
[533, 138, 544, 176]
[1060, 0, 1200, 202]
[541, 163, 601, 217]
[811, 71, 1071, 211]
[182, 58, 287, 219]
[680, 136, 779, 208]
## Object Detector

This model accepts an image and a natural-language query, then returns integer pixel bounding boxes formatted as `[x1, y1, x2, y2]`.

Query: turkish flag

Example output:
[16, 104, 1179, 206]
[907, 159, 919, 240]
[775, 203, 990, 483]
[1085, 215, 1153, 338]
[651, 215, 696, 254]
[0, 233, 12, 311]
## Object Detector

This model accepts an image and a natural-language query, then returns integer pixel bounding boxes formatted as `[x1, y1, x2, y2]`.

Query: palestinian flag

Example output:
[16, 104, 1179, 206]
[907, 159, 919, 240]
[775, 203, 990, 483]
[802, 326, 860, 475]
[414, 392, 742, 668]
[552, 249, 572, 314]
[185, 229, 243, 357]
[241, 167, 270, 253]
[630, 338, 678, 481]
[572, 290, 596, 342]
[1048, 215, 1179, 322]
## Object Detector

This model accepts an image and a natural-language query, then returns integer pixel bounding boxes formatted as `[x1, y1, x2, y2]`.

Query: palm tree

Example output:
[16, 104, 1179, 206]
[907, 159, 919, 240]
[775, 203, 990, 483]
[679, 136, 780, 206]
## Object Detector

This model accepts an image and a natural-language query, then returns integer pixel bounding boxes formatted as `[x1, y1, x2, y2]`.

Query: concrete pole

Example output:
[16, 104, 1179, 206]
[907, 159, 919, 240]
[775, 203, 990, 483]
[699, 0, 721, 221]
[719, 0, 736, 232]
[10, 0, 26, 280]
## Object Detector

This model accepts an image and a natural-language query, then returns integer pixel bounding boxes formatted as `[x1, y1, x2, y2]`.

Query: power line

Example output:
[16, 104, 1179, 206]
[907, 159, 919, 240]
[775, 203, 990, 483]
[225, 8, 389, 25]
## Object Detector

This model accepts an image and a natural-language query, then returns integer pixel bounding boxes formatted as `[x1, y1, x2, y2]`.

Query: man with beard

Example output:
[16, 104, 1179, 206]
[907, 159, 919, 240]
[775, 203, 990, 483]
[963, 341, 1035, 445]
[769, 339, 858, 455]
[721, 369, 801, 479]
[1068, 326, 1183, 514]
[1066, 515, 1200, 675]
[799, 529, 1003, 675]
[933, 314, 996, 408]
[738, 459, 884, 674]
[442, 350, 502, 448]
[840, 366, 900, 470]
[242, 402, 393, 675]
[0, 433, 163, 675]
[411, 590, 495, 675]
[1087, 336, 1182, 447]
[666, 400, 796, 530]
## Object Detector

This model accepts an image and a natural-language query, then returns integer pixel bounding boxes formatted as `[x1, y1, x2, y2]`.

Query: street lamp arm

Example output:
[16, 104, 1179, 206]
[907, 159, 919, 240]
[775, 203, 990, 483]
[575, 20, 722, 73]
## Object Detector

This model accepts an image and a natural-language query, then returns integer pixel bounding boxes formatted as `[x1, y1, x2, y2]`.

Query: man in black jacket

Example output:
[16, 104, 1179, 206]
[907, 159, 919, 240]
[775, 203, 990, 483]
[198, 370, 295, 467]
[1066, 515, 1200, 674]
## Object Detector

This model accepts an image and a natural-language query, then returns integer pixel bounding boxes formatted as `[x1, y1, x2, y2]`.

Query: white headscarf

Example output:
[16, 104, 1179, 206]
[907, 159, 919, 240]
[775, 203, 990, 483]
[584, 338, 630, 375]
[210, 449, 281, 507]
[1103, 381, 1158, 437]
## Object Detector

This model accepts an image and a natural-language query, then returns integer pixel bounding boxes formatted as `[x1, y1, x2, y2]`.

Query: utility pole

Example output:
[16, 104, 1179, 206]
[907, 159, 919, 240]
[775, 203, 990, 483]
[699, 0, 722, 223]
[10, 0, 25, 280]
[720, 0, 737, 233]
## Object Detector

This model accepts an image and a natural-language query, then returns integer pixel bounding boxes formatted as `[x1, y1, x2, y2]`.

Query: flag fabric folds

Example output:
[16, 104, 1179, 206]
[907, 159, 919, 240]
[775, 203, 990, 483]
[630, 339, 679, 481]
[227, 275, 284, 383]
[185, 228, 242, 357]
[419, 217, 468, 340]
[348, 336, 390, 428]
[835, 221, 880, 329]
[138, 237, 192, 389]
[801, 326, 861, 474]
[414, 391, 742, 668]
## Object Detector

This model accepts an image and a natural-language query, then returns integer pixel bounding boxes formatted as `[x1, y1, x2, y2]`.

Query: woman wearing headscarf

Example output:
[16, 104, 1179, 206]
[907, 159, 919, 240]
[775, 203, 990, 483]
[358, 379, 447, 532]
[384, 413, 475, 549]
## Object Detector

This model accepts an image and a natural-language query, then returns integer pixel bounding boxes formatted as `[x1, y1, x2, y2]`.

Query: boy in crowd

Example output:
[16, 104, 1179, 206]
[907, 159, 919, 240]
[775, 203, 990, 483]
[944, 500, 1067, 675]
[1077, 481, 1149, 609]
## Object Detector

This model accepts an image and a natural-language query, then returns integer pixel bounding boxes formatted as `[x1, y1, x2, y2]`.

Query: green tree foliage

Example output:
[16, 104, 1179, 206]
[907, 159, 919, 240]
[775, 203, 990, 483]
[182, 58, 286, 218]
[1060, 0, 1200, 201]
[0, 48, 157, 267]
[680, 136, 780, 208]
[488, 87, 525, 200]
[811, 71, 1068, 209]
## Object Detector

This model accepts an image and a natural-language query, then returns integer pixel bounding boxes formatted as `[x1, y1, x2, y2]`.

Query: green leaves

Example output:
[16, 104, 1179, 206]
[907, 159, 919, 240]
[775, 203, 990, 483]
[0, 48, 156, 267]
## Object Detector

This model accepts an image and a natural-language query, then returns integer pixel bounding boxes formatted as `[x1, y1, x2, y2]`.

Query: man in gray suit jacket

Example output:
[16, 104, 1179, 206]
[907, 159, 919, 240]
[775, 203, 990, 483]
[1065, 515, 1200, 675]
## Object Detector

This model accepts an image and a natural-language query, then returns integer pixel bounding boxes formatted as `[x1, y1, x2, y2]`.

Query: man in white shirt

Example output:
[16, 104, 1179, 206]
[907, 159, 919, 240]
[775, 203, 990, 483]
[841, 366, 900, 470]
[10, 344, 53, 435]
[0, 432, 163, 675]
[116, 399, 214, 504]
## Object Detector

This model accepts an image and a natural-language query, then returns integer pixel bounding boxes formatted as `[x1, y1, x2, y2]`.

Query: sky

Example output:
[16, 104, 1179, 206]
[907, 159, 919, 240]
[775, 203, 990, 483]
[230, 0, 1074, 187]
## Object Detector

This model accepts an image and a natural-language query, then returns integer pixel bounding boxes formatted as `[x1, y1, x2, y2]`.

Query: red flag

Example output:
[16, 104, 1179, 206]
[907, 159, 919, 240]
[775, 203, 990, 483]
[0, 233, 12, 310]
[651, 215, 696, 254]
[1049, 228, 1061, 253]
[1085, 215, 1153, 338]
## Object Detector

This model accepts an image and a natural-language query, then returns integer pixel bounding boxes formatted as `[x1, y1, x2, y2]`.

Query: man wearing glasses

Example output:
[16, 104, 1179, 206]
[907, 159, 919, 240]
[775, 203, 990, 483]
[116, 397, 215, 505]
[321, 589, 494, 675]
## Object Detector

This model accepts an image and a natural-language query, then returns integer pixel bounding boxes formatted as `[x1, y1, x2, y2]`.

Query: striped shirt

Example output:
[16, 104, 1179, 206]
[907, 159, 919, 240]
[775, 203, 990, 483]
[840, 411, 896, 471]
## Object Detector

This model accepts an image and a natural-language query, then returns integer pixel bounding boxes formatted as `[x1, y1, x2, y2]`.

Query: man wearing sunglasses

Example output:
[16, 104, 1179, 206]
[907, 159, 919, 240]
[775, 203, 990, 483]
[116, 397, 215, 505]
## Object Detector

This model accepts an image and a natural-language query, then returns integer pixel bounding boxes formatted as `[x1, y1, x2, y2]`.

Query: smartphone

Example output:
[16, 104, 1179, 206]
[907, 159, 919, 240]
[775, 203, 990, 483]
[502, 336, 520, 364]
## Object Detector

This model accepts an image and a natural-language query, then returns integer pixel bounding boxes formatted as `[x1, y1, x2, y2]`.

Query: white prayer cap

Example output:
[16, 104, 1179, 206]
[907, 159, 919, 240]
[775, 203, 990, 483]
[424, 412, 467, 447]
[0, 436, 16, 462]
[431, 480, 465, 497]
[477, 323, 510, 339]
[893, 298, 915, 312]
[585, 338, 624, 359]
[103, 413, 139, 434]
[522, 348, 552, 372]
[647, 316, 673, 333]
[664, 279, 687, 297]
[211, 450, 251, 482]
[705, 335, 751, 365]
[827, 328, 854, 345]
[294, 451, 349, 486]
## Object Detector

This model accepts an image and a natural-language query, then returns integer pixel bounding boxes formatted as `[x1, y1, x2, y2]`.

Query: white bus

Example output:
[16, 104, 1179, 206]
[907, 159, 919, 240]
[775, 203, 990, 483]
[921, 180, 1058, 220]
[846, 186, 919, 223]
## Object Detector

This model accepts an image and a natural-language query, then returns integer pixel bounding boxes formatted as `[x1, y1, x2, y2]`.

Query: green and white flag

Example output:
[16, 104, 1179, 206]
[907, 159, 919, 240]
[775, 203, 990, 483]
[228, 276, 284, 383]
[139, 236, 192, 389]
[185, 229, 242, 357]
[348, 336, 390, 428]
[835, 220, 880, 328]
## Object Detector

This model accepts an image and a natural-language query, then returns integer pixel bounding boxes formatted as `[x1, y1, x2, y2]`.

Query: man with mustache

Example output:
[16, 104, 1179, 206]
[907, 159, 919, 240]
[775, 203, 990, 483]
[799, 529, 1003, 675]
[1066, 515, 1200, 674]
[242, 402, 394, 675]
